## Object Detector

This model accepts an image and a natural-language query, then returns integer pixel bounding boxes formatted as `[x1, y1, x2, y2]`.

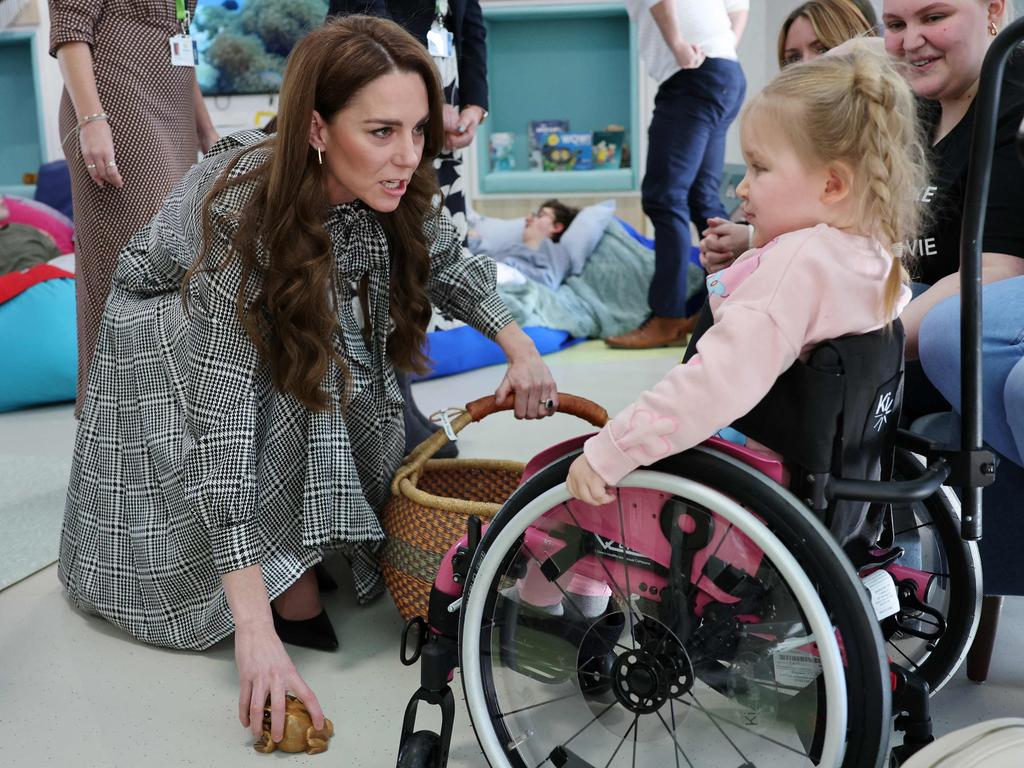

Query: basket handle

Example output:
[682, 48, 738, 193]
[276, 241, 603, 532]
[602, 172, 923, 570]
[395, 393, 609, 486]
[465, 393, 608, 427]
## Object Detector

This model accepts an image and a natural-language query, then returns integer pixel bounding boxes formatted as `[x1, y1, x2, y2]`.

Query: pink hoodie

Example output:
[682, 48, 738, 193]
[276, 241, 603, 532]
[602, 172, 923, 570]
[584, 224, 912, 485]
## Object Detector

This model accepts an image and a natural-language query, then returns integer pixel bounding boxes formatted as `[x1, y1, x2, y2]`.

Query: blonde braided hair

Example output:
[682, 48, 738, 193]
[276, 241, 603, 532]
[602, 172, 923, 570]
[743, 41, 929, 320]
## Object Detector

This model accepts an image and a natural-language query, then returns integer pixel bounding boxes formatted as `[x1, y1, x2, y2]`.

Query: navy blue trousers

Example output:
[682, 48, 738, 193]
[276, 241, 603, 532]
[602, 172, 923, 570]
[643, 58, 746, 318]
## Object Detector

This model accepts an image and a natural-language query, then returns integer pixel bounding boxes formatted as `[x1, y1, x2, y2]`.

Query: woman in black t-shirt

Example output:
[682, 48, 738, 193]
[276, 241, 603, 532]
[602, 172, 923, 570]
[883, 0, 1024, 462]
[882, 0, 1024, 356]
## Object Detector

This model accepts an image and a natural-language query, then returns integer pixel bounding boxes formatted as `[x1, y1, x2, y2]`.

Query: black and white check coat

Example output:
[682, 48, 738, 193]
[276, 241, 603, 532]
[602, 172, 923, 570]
[58, 131, 513, 650]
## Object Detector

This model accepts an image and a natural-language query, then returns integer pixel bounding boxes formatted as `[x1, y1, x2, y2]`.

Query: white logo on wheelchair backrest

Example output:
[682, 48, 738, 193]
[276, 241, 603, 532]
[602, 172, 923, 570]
[873, 391, 895, 432]
[593, 533, 645, 560]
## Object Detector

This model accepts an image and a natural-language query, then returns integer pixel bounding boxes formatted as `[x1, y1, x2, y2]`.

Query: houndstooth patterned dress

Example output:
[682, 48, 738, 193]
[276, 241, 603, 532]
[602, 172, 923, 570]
[58, 131, 513, 651]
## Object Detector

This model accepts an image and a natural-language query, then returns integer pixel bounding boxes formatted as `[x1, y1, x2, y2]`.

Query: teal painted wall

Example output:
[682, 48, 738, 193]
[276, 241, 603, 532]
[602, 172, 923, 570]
[0, 35, 43, 187]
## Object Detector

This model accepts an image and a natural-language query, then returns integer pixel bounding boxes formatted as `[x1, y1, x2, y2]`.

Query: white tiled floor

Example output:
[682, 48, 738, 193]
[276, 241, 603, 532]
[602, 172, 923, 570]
[0, 342, 1020, 767]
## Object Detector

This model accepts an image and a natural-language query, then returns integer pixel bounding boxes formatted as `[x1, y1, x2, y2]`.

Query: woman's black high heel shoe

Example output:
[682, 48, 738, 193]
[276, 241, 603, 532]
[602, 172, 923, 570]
[271, 605, 339, 652]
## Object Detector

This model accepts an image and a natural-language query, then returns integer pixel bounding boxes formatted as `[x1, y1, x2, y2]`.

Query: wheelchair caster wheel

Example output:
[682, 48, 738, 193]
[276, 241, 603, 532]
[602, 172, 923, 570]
[397, 730, 440, 768]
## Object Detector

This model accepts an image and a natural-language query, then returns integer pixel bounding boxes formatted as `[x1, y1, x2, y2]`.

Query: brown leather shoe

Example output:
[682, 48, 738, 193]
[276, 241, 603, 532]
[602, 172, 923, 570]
[604, 313, 699, 349]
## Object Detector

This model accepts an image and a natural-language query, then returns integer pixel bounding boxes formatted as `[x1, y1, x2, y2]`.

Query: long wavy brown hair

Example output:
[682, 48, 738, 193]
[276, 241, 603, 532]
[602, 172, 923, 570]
[187, 16, 445, 410]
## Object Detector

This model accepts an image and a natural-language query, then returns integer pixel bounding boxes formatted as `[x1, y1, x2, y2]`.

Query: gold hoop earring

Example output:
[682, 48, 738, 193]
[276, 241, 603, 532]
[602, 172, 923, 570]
[989, 20, 999, 36]
[317, 147, 323, 165]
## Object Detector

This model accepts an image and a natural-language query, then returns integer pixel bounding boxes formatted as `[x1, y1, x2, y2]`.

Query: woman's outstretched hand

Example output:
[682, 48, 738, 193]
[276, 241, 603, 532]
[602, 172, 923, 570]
[235, 622, 324, 743]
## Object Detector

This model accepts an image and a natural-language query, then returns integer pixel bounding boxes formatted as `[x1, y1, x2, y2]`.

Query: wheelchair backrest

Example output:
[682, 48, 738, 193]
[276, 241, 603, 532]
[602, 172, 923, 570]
[684, 301, 905, 553]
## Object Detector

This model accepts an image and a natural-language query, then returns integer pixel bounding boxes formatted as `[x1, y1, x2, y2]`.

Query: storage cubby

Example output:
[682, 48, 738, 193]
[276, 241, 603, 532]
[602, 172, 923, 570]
[475, 2, 638, 196]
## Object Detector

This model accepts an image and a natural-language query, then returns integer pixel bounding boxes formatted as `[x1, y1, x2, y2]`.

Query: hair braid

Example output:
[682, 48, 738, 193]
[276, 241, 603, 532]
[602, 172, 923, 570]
[849, 57, 924, 315]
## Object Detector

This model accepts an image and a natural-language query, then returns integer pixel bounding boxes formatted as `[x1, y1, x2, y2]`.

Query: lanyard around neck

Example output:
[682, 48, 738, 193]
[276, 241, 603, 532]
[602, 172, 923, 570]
[175, 0, 190, 33]
[434, 0, 448, 24]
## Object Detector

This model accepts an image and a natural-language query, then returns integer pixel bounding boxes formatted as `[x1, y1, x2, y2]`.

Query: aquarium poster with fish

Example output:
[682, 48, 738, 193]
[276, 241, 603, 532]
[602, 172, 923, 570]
[191, 0, 329, 96]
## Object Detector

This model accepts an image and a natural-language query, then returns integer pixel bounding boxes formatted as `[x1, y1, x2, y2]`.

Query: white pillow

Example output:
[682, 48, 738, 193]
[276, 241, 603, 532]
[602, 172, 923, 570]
[560, 199, 617, 275]
[474, 215, 526, 255]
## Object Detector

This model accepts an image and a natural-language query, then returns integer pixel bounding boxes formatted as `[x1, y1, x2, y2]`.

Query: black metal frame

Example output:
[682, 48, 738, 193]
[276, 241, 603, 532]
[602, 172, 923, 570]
[954, 16, 1024, 538]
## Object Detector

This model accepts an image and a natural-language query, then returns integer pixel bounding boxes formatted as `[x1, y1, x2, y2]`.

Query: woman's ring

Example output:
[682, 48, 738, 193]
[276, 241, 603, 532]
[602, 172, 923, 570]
[540, 398, 554, 410]
[105, 161, 117, 167]
[86, 163, 97, 169]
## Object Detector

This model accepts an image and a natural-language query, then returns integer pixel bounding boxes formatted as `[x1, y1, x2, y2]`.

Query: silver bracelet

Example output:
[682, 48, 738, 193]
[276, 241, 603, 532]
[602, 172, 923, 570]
[78, 112, 109, 129]
[61, 113, 111, 148]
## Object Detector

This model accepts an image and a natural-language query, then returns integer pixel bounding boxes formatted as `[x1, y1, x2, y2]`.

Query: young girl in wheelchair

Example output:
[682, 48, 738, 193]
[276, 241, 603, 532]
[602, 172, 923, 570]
[567, 44, 926, 511]
[459, 44, 931, 766]
[403, 44, 965, 768]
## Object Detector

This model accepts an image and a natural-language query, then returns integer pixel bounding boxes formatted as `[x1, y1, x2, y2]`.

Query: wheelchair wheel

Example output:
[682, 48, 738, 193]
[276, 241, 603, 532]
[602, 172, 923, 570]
[460, 446, 891, 768]
[397, 730, 439, 768]
[882, 448, 981, 694]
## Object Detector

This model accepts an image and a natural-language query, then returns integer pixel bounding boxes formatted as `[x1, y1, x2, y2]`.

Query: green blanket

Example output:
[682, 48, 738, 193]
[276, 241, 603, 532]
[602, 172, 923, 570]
[497, 220, 704, 338]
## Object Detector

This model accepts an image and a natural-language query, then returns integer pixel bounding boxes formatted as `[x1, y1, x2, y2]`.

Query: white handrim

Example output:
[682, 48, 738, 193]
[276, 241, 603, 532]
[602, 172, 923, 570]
[461, 470, 849, 768]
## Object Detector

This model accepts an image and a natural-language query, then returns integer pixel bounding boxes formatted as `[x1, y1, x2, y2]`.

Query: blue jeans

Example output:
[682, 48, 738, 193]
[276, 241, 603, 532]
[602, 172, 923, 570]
[643, 58, 746, 318]
[918, 276, 1024, 467]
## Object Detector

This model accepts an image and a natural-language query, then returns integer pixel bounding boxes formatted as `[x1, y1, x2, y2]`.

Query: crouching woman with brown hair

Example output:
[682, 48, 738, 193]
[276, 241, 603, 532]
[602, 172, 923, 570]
[58, 15, 557, 744]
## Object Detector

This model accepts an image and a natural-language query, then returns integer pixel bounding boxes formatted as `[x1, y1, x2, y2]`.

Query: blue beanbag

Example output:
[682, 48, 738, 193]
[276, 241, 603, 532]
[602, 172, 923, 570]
[0, 277, 77, 412]
[414, 325, 579, 381]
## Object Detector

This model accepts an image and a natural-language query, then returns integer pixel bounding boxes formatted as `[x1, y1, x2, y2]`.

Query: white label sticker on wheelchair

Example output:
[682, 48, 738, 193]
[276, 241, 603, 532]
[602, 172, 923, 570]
[862, 569, 901, 620]
[772, 650, 823, 688]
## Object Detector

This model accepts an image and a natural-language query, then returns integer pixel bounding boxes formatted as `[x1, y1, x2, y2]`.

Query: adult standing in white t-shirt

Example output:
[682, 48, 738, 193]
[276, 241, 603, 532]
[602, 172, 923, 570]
[606, 0, 748, 349]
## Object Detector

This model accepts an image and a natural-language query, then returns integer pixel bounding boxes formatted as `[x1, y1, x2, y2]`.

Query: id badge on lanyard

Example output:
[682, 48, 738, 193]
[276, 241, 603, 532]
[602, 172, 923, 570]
[169, 0, 197, 67]
[426, 0, 454, 58]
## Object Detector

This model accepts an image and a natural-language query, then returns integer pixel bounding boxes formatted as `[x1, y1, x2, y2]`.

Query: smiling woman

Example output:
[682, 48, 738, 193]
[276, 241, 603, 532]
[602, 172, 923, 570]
[880, 0, 1024, 437]
[879, 0, 1024, 351]
[57, 14, 558, 752]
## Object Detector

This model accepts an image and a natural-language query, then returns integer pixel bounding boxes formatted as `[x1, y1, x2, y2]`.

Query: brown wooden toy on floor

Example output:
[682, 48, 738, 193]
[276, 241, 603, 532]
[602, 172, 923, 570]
[253, 694, 334, 755]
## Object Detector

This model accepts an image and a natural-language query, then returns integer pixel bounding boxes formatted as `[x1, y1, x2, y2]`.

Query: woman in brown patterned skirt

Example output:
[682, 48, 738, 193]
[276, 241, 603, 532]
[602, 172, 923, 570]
[49, 0, 219, 414]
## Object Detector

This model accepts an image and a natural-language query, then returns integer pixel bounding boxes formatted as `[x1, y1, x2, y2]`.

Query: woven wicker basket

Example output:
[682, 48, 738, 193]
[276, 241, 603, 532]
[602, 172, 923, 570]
[380, 393, 608, 622]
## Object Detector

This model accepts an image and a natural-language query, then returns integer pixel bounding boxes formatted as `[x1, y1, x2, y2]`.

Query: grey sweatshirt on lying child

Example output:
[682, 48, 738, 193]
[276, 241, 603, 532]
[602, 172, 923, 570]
[468, 234, 573, 291]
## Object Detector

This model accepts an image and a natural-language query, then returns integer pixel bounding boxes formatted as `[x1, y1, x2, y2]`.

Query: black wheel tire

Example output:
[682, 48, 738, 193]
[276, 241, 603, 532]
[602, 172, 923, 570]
[397, 730, 440, 768]
[461, 445, 891, 768]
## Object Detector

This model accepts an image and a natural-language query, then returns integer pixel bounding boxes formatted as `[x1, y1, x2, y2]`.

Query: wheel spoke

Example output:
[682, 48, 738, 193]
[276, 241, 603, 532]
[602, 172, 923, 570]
[676, 696, 812, 758]
[560, 502, 642, 642]
[669, 699, 681, 768]
[900, 613, 942, 630]
[602, 716, 639, 768]
[632, 711, 639, 768]
[502, 690, 586, 717]
[520, 540, 592, 622]
[654, 709, 697, 768]
[688, 692, 751, 764]
[560, 700, 619, 750]
[888, 640, 922, 670]
[615, 491, 640, 649]
[893, 520, 935, 536]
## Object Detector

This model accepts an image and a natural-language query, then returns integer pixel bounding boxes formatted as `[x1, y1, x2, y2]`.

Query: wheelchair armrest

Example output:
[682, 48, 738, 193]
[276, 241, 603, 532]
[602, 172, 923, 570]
[827, 459, 951, 503]
[895, 428, 947, 455]
[894, 427, 998, 490]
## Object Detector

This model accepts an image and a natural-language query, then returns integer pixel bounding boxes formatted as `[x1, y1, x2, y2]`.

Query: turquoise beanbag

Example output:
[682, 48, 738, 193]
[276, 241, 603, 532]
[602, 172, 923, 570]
[0, 277, 77, 412]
